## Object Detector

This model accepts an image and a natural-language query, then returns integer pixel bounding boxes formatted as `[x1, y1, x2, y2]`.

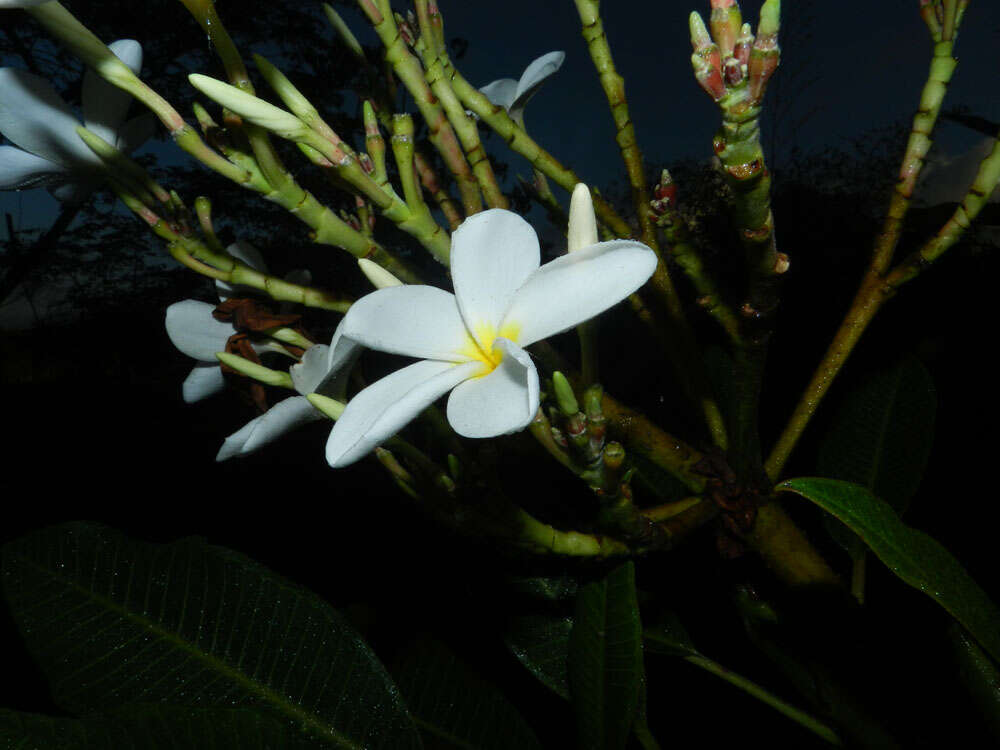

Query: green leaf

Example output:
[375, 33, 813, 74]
[505, 613, 573, 700]
[0, 704, 312, 749]
[644, 608, 842, 746]
[818, 356, 936, 513]
[567, 562, 643, 750]
[818, 356, 936, 561]
[393, 639, 542, 749]
[642, 610, 698, 659]
[1, 523, 421, 750]
[947, 624, 1000, 740]
[778, 478, 1000, 663]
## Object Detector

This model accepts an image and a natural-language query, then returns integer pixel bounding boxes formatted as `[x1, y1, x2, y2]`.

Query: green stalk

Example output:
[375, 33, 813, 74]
[391, 114, 450, 264]
[651, 171, 742, 344]
[179, 0, 420, 280]
[765, 4, 973, 479]
[690, 1, 784, 480]
[447, 65, 635, 237]
[357, 0, 483, 216]
[27, 1, 250, 185]
[414, 0, 507, 209]
[681, 654, 842, 746]
[573, 0, 657, 251]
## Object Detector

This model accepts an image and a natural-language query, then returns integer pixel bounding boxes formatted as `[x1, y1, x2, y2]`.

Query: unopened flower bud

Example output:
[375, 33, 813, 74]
[567, 183, 598, 252]
[189, 74, 307, 140]
[358, 258, 403, 289]
[552, 371, 579, 417]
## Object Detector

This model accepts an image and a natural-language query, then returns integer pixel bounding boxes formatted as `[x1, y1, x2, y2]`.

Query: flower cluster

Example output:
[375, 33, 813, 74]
[166, 187, 655, 468]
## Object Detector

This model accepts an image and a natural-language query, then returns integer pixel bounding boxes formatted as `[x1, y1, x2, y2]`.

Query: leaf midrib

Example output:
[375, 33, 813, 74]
[13, 553, 364, 750]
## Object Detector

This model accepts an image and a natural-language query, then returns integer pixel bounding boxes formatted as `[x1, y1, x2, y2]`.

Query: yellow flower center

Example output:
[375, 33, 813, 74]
[461, 320, 522, 372]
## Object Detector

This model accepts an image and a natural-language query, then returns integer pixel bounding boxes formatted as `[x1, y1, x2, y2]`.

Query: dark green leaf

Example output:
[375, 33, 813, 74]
[505, 613, 573, 700]
[642, 611, 698, 659]
[567, 562, 643, 750]
[505, 576, 578, 602]
[393, 639, 542, 750]
[779, 478, 1000, 662]
[0, 704, 311, 749]
[948, 624, 1000, 740]
[818, 356, 936, 514]
[1, 523, 421, 749]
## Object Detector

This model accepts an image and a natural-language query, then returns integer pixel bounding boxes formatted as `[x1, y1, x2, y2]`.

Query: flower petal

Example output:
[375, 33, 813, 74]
[451, 208, 539, 352]
[314, 320, 363, 399]
[0, 145, 67, 189]
[0, 68, 96, 168]
[165, 299, 234, 361]
[447, 338, 539, 438]
[326, 359, 483, 467]
[290, 344, 330, 395]
[478, 78, 518, 111]
[502, 240, 657, 347]
[182, 363, 225, 403]
[215, 240, 267, 298]
[82, 39, 142, 146]
[114, 113, 155, 154]
[340, 285, 474, 362]
[216, 396, 322, 461]
[50, 177, 98, 204]
[512, 51, 565, 112]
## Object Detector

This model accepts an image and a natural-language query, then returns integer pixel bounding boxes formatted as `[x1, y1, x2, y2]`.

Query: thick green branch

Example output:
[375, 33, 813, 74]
[573, 0, 657, 250]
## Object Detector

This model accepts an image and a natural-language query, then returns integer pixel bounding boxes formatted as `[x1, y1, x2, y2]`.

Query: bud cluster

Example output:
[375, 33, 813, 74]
[688, 0, 780, 110]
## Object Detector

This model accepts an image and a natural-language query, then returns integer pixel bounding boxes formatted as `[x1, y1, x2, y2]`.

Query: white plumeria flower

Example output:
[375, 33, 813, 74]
[478, 51, 565, 124]
[166, 239, 363, 459]
[166, 241, 278, 403]
[325, 201, 657, 467]
[0, 39, 153, 203]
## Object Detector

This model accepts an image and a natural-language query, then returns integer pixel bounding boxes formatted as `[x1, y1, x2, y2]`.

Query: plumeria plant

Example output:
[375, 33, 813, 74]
[1, 0, 999, 747]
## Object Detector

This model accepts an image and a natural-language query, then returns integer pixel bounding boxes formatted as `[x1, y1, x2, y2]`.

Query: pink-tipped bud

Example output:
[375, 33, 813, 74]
[723, 57, 744, 86]
[689, 11, 713, 51]
[692, 51, 726, 101]
[653, 169, 678, 206]
[340, 210, 362, 232]
[734, 23, 753, 66]
[710, 0, 743, 58]
[748, 46, 779, 103]
[395, 12, 415, 46]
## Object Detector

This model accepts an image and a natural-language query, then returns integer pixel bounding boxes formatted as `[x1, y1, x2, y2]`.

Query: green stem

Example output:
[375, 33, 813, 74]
[765, 6, 971, 479]
[448, 64, 635, 238]
[851, 552, 867, 606]
[871, 39, 958, 274]
[573, 0, 657, 251]
[414, 0, 508, 209]
[359, 0, 482, 216]
[682, 654, 842, 746]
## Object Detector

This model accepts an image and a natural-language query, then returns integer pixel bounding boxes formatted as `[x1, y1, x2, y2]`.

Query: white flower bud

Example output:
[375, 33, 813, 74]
[188, 74, 307, 140]
[567, 183, 598, 253]
[358, 258, 403, 289]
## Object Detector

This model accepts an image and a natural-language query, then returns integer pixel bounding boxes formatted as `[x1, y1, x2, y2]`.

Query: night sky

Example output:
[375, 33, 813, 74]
[3, 0, 1000, 273]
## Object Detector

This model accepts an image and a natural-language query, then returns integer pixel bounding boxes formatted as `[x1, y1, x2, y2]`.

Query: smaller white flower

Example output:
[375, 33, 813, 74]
[325, 189, 657, 467]
[0, 39, 153, 203]
[166, 240, 364, 459]
[478, 51, 565, 124]
[166, 242, 276, 403]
